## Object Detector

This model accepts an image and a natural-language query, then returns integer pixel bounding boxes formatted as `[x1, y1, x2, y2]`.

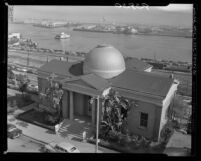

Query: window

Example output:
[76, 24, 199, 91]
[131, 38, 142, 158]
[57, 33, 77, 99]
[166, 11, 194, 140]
[140, 112, 148, 128]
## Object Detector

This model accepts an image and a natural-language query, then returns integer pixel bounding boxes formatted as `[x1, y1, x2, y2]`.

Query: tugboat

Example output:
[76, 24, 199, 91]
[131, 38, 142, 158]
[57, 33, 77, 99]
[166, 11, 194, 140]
[55, 32, 70, 39]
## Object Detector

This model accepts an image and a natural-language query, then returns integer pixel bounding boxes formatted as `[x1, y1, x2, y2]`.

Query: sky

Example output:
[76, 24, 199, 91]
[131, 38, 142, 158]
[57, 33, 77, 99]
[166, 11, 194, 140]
[13, 4, 193, 27]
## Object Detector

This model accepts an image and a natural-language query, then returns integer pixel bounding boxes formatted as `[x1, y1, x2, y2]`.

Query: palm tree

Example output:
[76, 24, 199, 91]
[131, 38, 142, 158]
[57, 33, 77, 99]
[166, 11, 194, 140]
[45, 74, 64, 123]
[18, 75, 30, 97]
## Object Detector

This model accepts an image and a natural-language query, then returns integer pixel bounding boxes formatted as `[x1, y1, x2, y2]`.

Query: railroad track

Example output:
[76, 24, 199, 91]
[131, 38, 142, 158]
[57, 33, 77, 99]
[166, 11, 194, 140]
[8, 48, 85, 60]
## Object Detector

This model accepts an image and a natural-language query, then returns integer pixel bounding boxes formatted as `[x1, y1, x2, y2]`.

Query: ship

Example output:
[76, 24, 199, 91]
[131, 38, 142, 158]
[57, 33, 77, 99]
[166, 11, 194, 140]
[55, 32, 70, 39]
[33, 23, 54, 28]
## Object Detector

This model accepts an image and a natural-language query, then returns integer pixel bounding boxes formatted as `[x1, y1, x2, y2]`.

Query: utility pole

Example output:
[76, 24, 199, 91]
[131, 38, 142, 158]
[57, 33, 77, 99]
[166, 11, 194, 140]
[27, 48, 30, 76]
[27, 50, 30, 67]
[95, 96, 100, 153]
[186, 80, 188, 96]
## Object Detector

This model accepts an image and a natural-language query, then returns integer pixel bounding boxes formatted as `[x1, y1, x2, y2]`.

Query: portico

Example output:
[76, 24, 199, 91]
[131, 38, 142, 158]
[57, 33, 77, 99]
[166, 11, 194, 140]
[60, 76, 108, 127]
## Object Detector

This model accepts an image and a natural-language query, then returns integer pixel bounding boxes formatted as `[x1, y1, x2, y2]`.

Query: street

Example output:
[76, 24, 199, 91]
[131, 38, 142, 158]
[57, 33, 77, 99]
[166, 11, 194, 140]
[7, 135, 44, 153]
[7, 134, 118, 153]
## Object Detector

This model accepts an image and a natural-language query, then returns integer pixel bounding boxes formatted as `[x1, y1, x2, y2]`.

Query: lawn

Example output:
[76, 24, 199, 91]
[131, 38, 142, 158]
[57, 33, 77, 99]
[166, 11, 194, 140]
[16, 109, 56, 131]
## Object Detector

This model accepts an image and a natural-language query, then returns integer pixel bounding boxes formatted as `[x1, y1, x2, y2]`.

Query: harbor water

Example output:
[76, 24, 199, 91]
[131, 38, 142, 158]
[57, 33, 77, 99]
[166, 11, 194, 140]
[8, 23, 192, 63]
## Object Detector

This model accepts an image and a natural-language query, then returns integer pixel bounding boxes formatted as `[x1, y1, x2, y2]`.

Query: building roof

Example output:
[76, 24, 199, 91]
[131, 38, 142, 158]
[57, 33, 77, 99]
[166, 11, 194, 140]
[62, 79, 103, 96]
[125, 57, 152, 71]
[39, 59, 74, 77]
[110, 69, 173, 97]
[81, 74, 111, 91]
[61, 73, 111, 96]
[38, 57, 173, 100]
[38, 59, 83, 78]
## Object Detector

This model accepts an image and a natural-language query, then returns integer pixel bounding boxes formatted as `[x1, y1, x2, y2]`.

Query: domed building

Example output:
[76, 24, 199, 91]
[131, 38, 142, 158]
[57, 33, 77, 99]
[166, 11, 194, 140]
[37, 44, 179, 142]
[83, 44, 126, 79]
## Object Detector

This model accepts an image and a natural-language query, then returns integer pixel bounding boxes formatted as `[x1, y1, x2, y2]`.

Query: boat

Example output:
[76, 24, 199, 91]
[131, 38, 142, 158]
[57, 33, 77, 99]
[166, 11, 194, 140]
[55, 32, 70, 39]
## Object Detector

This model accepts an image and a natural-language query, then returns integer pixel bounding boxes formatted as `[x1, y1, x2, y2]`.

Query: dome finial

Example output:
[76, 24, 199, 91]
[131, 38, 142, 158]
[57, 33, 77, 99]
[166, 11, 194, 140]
[96, 44, 111, 48]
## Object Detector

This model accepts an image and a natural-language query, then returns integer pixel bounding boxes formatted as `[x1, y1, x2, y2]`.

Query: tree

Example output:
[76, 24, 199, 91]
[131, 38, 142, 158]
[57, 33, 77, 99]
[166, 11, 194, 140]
[19, 82, 28, 95]
[44, 74, 64, 123]
[99, 89, 134, 141]
[7, 68, 15, 80]
[18, 75, 30, 96]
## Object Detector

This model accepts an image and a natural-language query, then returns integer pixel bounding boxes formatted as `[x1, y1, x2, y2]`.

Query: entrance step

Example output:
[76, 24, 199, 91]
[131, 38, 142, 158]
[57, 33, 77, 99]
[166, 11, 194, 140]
[57, 118, 92, 139]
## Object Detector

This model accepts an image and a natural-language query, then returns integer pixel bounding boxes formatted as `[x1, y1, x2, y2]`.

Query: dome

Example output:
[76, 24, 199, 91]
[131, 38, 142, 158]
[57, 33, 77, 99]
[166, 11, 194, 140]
[83, 44, 126, 79]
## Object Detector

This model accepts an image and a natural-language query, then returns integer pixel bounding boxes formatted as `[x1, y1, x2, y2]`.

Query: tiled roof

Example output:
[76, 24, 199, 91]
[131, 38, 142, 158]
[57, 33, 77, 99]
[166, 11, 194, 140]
[125, 57, 152, 71]
[110, 69, 173, 97]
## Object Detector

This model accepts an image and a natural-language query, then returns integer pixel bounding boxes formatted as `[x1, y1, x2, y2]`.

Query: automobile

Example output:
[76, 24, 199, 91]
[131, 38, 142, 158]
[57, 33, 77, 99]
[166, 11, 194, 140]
[16, 67, 27, 72]
[28, 84, 38, 91]
[7, 123, 22, 139]
[42, 141, 80, 153]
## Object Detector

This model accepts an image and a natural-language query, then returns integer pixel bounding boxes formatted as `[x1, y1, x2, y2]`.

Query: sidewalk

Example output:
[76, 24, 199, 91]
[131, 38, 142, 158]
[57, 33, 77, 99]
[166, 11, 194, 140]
[166, 130, 191, 149]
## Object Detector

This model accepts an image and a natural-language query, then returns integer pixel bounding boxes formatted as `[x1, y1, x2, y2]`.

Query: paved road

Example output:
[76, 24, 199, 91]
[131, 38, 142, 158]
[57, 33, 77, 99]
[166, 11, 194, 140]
[7, 135, 44, 153]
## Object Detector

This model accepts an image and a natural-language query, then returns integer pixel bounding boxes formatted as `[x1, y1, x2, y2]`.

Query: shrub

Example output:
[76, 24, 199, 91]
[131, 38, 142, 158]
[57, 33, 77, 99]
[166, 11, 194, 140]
[108, 131, 119, 142]
[23, 94, 31, 102]
[171, 120, 180, 129]
[160, 123, 174, 144]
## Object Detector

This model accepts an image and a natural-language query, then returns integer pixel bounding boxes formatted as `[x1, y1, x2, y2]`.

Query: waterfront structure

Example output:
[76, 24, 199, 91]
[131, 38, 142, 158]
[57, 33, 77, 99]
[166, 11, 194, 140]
[37, 44, 179, 141]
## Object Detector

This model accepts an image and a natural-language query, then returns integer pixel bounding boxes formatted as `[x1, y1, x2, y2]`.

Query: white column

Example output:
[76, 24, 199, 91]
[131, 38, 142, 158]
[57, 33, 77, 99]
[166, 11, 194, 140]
[62, 90, 68, 119]
[92, 99, 96, 126]
[69, 91, 74, 120]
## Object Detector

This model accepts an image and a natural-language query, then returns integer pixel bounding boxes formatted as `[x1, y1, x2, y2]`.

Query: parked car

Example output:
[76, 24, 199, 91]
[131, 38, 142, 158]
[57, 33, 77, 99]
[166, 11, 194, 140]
[7, 124, 22, 139]
[16, 67, 27, 72]
[42, 142, 80, 153]
[28, 84, 38, 92]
